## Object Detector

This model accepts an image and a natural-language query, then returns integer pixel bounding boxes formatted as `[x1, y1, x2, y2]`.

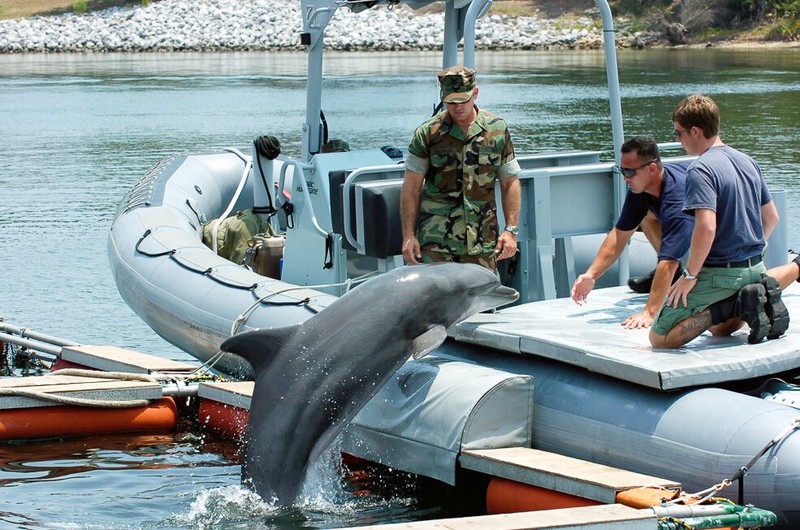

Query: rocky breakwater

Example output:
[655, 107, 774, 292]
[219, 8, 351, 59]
[0, 0, 658, 53]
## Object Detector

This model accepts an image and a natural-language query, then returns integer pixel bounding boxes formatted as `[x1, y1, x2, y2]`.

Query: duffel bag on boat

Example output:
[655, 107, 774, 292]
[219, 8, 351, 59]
[202, 209, 276, 265]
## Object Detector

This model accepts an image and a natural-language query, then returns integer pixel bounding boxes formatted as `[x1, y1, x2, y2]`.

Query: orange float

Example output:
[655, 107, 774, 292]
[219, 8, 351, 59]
[486, 477, 602, 514]
[0, 397, 178, 440]
[198, 399, 249, 440]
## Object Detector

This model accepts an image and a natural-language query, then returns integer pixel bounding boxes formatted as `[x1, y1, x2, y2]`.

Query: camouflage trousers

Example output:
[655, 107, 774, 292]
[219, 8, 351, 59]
[420, 245, 497, 274]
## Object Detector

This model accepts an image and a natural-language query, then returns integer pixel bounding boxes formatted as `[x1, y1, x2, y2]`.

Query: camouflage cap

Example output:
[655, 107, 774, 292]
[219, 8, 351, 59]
[438, 66, 476, 104]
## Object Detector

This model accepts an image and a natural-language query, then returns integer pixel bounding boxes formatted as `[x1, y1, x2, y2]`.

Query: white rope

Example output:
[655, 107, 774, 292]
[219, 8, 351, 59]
[0, 387, 150, 409]
[211, 148, 252, 254]
[50, 368, 159, 383]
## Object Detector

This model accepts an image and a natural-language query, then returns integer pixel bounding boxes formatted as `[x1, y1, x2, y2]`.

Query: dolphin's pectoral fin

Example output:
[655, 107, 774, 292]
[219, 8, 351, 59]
[411, 325, 447, 359]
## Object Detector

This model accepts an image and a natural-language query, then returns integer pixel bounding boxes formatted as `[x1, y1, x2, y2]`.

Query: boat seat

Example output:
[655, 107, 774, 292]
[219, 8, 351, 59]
[329, 168, 405, 259]
[352, 179, 404, 259]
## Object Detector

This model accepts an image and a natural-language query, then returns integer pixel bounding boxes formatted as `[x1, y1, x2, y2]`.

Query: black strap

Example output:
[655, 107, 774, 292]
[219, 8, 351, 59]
[281, 200, 295, 229]
[252, 135, 281, 216]
[323, 233, 334, 269]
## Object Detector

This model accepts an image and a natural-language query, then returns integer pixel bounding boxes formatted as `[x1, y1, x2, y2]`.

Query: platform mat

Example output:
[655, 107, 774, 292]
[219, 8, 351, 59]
[453, 283, 800, 390]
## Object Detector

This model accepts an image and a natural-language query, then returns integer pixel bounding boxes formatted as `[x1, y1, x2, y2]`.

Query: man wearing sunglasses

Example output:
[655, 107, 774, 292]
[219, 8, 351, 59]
[650, 93, 789, 348]
[571, 136, 693, 329]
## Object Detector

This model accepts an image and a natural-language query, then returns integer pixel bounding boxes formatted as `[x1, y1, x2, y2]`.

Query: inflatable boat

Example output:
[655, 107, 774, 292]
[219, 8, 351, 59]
[108, 0, 800, 526]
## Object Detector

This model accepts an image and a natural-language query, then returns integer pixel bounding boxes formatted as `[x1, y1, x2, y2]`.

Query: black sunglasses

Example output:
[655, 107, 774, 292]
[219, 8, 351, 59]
[617, 159, 658, 178]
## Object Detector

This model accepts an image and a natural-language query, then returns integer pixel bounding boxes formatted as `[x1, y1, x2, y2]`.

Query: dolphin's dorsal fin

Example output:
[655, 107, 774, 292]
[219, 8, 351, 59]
[220, 323, 302, 372]
[411, 325, 447, 360]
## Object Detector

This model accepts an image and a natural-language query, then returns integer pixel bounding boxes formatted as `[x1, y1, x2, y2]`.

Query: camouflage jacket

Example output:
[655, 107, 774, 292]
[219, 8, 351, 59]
[405, 106, 520, 256]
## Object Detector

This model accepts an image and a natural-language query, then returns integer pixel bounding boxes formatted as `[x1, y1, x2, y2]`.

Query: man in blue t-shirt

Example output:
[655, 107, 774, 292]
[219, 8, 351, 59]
[572, 136, 694, 329]
[650, 94, 790, 348]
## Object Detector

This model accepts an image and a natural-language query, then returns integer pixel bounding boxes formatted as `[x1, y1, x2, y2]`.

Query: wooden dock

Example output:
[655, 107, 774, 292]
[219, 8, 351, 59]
[461, 447, 680, 504]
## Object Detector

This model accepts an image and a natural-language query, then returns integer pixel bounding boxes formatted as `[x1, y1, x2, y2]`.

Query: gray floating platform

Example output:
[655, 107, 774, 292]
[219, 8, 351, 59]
[454, 283, 800, 390]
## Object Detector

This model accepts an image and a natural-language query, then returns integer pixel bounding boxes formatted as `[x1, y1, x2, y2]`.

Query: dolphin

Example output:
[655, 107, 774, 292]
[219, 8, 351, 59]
[220, 263, 518, 505]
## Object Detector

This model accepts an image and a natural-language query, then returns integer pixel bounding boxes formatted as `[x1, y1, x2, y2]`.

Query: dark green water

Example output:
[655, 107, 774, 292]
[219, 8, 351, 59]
[0, 48, 798, 528]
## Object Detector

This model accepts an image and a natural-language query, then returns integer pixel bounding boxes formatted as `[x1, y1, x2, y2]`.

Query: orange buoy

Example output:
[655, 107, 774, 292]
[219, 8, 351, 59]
[486, 477, 602, 514]
[0, 397, 178, 441]
[198, 399, 249, 440]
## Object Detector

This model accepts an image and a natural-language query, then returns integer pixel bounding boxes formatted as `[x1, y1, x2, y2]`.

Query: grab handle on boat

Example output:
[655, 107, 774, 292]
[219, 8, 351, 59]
[277, 158, 328, 239]
[341, 164, 406, 253]
[212, 148, 253, 255]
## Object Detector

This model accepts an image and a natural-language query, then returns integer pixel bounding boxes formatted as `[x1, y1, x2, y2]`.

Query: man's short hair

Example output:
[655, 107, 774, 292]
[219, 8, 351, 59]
[620, 135, 661, 163]
[672, 93, 720, 139]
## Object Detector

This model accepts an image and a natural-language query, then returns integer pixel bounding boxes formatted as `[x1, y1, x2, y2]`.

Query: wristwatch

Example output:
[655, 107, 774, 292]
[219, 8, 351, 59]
[504, 225, 519, 236]
[682, 268, 698, 280]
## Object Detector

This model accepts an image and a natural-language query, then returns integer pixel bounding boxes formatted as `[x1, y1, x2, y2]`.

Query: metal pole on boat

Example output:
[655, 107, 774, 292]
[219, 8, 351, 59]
[300, 0, 338, 162]
[0, 321, 79, 349]
[594, 0, 629, 285]
[462, 0, 493, 68]
[442, 1, 459, 68]
[0, 331, 62, 358]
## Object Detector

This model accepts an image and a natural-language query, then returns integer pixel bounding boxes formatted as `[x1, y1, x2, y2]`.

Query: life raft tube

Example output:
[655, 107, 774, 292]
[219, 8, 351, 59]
[0, 398, 178, 441]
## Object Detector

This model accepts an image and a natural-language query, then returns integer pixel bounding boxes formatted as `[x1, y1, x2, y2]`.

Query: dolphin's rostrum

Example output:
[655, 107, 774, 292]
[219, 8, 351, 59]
[220, 263, 518, 504]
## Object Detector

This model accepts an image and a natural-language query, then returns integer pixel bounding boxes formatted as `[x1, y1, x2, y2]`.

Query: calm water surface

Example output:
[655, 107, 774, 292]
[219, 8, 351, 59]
[0, 48, 799, 529]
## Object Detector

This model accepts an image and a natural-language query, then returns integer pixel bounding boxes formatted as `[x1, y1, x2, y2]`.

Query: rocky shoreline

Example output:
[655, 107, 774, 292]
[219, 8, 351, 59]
[0, 0, 660, 53]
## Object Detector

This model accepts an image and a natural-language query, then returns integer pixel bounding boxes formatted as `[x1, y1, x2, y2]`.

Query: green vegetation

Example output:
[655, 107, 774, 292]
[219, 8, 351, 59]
[0, 0, 144, 20]
[610, 0, 799, 41]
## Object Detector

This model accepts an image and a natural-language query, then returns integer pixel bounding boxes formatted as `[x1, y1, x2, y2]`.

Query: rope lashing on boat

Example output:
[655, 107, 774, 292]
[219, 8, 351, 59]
[228, 271, 381, 335]
[185, 198, 202, 224]
[730, 415, 800, 504]
[134, 229, 174, 258]
[665, 416, 800, 506]
[134, 231, 264, 290]
[202, 269, 259, 291]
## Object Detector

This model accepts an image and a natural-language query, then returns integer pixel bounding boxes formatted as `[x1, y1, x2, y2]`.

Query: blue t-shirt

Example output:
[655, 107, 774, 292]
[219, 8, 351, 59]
[616, 162, 694, 261]
[682, 145, 772, 264]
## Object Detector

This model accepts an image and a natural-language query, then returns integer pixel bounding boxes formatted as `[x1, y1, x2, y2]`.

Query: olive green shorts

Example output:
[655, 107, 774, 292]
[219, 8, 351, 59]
[651, 263, 767, 336]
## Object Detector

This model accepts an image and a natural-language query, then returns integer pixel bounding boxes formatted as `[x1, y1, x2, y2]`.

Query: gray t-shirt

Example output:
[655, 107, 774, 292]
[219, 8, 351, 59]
[683, 145, 772, 264]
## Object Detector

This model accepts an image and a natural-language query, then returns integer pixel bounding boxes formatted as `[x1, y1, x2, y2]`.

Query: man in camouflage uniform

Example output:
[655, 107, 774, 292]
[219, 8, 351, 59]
[400, 66, 521, 273]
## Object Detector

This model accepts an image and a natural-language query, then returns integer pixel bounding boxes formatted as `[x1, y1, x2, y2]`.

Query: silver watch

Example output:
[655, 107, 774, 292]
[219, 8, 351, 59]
[682, 268, 697, 280]
[504, 225, 519, 236]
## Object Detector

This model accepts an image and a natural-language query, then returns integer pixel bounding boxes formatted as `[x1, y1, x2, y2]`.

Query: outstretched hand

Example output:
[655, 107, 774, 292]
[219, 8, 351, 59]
[571, 274, 596, 305]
